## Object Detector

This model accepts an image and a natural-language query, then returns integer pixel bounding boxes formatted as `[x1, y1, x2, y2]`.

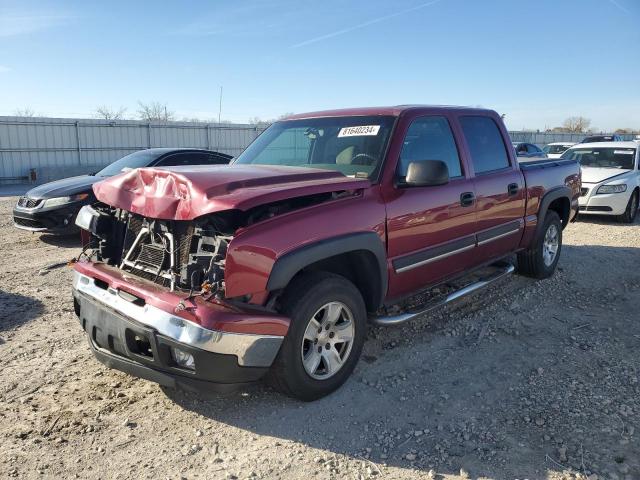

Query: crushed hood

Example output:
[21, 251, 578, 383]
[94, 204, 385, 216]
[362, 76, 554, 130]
[581, 167, 631, 184]
[92, 164, 370, 220]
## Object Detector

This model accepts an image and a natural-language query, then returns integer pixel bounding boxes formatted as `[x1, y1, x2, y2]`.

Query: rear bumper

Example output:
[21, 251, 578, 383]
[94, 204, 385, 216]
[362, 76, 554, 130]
[72, 266, 287, 391]
[13, 203, 82, 233]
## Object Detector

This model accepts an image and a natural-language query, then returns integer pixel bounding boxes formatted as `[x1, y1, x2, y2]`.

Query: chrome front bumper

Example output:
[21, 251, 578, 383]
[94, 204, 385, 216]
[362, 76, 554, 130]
[72, 271, 283, 368]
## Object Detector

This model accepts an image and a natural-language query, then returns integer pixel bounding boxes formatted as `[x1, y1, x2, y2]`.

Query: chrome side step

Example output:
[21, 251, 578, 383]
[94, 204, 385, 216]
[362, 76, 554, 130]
[370, 262, 515, 326]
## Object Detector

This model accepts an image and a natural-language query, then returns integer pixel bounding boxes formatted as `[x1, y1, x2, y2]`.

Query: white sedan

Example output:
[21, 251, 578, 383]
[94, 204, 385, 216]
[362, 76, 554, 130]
[561, 141, 639, 223]
[543, 142, 576, 159]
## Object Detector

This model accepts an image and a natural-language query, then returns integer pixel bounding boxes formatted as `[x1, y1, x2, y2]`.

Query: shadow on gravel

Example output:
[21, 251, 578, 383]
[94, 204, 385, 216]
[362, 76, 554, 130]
[0, 290, 44, 331]
[39, 233, 82, 248]
[163, 243, 640, 479]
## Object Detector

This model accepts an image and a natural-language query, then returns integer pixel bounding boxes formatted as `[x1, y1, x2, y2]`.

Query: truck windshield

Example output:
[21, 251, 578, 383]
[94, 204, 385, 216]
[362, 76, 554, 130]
[233, 116, 396, 179]
[561, 147, 636, 169]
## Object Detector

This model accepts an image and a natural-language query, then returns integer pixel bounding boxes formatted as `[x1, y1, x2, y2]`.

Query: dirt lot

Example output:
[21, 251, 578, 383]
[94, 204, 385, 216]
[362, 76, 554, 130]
[1, 196, 639, 480]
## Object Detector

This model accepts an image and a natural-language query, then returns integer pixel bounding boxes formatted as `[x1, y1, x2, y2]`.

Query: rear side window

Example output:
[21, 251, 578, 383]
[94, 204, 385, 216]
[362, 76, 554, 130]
[398, 116, 462, 178]
[460, 116, 510, 174]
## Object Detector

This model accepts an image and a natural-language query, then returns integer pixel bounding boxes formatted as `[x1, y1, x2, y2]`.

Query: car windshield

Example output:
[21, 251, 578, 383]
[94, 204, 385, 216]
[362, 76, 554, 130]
[543, 144, 571, 154]
[233, 116, 396, 179]
[561, 147, 636, 169]
[96, 150, 160, 177]
[581, 136, 613, 143]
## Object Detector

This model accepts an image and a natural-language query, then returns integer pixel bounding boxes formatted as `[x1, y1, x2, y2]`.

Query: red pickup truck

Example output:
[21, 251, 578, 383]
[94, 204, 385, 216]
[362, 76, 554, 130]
[72, 106, 580, 400]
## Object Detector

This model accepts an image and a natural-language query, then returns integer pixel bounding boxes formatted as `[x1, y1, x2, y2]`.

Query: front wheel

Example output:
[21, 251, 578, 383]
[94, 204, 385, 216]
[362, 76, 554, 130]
[617, 190, 638, 224]
[517, 211, 562, 279]
[267, 272, 366, 401]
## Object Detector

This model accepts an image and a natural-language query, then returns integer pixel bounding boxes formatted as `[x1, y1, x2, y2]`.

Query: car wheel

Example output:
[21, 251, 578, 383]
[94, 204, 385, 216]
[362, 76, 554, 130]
[267, 272, 366, 401]
[517, 211, 562, 279]
[617, 190, 638, 224]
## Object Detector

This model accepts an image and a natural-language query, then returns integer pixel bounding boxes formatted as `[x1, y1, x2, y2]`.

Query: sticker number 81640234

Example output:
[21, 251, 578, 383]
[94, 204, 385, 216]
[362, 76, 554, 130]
[338, 125, 380, 137]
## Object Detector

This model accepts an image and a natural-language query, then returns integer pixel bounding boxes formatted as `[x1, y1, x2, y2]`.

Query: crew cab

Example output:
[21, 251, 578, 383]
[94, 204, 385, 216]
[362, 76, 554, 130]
[562, 141, 639, 223]
[72, 106, 580, 401]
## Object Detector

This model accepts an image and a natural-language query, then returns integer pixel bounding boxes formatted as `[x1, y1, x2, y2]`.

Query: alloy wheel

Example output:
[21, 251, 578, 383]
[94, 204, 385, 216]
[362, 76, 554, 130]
[301, 301, 355, 380]
[542, 224, 559, 266]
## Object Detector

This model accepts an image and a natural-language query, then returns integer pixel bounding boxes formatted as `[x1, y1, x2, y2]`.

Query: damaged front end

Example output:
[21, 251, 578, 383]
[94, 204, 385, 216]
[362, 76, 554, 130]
[75, 189, 344, 299]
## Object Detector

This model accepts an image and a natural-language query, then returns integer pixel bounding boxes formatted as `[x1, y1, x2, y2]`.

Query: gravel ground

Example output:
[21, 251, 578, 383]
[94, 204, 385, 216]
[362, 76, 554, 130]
[1, 196, 639, 480]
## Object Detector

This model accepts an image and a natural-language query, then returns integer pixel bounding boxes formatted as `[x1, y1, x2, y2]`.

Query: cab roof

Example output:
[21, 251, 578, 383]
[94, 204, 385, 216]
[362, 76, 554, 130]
[283, 105, 497, 120]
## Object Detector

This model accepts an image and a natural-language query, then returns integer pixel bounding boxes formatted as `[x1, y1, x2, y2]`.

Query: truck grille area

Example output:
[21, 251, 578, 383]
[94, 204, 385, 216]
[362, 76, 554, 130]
[116, 213, 228, 292]
[137, 243, 166, 270]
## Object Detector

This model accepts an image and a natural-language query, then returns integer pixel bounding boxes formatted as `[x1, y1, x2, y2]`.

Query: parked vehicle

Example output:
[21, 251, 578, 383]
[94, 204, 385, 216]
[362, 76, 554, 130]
[561, 141, 639, 223]
[580, 134, 623, 143]
[72, 106, 580, 400]
[543, 142, 576, 159]
[13, 148, 232, 234]
[513, 142, 547, 160]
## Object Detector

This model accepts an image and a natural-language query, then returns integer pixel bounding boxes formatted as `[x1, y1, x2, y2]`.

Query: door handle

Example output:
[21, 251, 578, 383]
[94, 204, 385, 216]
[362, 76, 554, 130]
[508, 183, 519, 196]
[460, 191, 475, 207]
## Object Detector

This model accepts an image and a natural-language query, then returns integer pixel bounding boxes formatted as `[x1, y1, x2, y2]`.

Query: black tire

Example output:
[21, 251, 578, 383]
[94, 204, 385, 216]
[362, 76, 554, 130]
[617, 189, 638, 224]
[517, 211, 562, 279]
[267, 272, 366, 401]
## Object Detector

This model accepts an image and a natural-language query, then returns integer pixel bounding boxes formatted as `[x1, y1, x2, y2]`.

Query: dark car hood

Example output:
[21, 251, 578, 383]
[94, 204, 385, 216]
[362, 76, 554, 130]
[93, 165, 370, 220]
[26, 175, 103, 199]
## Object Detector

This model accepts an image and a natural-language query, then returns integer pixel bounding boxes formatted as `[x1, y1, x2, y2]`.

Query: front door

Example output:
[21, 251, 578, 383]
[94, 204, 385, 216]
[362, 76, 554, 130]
[385, 115, 478, 301]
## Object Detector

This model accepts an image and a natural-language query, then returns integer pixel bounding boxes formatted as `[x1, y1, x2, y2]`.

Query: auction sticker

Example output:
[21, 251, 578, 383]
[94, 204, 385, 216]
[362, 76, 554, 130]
[338, 125, 380, 137]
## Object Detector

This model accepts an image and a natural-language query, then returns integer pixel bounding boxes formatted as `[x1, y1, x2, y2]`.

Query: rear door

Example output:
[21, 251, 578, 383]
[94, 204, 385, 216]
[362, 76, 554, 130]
[385, 114, 478, 300]
[458, 115, 526, 264]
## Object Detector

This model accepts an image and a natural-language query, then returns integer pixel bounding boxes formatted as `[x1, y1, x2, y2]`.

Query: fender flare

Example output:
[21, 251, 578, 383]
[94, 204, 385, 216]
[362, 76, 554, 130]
[265, 232, 388, 309]
[534, 186, 572, 239]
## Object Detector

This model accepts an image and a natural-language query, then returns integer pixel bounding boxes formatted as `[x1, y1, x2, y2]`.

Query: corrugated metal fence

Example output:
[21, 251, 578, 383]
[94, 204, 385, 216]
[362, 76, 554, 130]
[508, 131, 637, 144]
[0, 116, 265, 184]
[0, 116, 637, 185]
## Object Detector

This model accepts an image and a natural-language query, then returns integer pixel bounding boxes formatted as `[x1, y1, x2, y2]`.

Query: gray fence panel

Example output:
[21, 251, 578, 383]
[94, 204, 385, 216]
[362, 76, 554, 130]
[0, 116, 264, 184]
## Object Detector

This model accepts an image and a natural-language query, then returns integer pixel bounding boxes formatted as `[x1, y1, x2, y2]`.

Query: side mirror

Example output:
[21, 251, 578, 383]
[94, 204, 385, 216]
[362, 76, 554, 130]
[404, 160, 449, 187]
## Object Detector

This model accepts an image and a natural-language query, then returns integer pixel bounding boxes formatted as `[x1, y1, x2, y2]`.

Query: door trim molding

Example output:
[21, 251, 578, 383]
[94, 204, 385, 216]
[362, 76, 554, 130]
[392, 220, 523, 274]
[393, 235, 477, 273]
[476, 220, 522, 246]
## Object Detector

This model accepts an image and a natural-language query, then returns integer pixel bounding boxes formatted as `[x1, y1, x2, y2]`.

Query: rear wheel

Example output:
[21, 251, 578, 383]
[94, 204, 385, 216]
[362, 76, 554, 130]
[617, 190, 638, 224]
[267, 272, 366, 401]
[517, 211, 562, 279]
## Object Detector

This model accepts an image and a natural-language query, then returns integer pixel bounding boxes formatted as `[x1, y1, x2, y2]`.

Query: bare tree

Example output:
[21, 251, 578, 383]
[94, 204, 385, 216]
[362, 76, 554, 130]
[95, 105, 127, 120]
[14, 107, 35, 117]
[562, 116, 592, 133]
[137, 101, 175, 122]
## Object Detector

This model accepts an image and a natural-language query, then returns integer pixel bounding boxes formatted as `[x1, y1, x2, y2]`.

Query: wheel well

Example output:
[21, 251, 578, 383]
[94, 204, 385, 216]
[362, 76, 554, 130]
[290, 250, 383, 313]
[547, 196, 570, 228]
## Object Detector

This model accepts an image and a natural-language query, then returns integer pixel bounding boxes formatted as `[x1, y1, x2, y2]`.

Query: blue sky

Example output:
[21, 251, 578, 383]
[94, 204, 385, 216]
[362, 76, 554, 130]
[0, 0, 638, 131]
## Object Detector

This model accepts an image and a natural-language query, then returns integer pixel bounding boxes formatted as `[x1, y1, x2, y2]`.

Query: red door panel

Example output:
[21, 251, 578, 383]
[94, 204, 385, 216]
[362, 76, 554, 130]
[472, 170, 526, 260]
[385, 181, 477, 300]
